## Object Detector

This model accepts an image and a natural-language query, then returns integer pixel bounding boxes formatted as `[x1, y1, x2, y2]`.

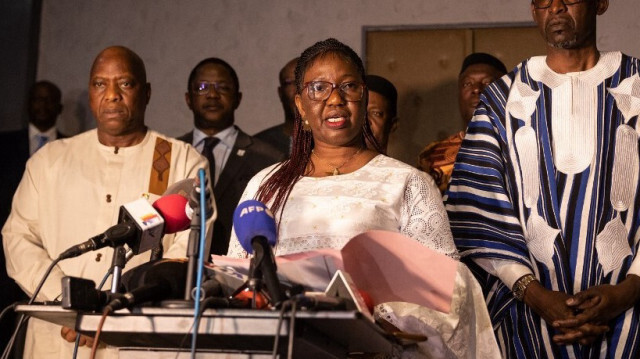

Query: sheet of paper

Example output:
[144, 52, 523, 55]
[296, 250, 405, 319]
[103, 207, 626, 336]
[341, 230, 457, 313]
[210, 249, 343, 292]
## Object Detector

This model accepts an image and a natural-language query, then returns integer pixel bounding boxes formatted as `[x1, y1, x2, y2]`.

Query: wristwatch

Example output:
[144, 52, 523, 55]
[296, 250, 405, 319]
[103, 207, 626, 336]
[512, 274, 537, 301]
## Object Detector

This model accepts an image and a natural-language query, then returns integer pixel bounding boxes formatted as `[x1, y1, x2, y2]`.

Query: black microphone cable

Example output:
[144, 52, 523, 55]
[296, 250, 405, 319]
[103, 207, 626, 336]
[71, 248, 134, 359]
[272, 300, 288, 359]
[173, 295, 217, 359]
[173, 295, 244, 359]
[286, 300, 297, 359]
[1, 256, 63, 359]
[0, 302, 17, 328]
[271, 298, 298, 359]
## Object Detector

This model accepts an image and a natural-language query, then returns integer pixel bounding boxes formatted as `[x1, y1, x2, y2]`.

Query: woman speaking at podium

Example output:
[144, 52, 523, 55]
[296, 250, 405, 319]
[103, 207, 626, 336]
[227, 38, 500, 358]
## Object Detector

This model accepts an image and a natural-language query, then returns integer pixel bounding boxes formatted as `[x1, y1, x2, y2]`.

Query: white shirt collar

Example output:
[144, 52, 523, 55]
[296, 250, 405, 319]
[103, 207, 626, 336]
[193, 125, 238, 150]
[28, 123, 58, 141]
[29, 123, 58, 155]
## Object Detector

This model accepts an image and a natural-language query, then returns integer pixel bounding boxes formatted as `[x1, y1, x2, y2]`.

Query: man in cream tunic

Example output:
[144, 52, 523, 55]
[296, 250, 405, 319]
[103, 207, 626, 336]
[2, 46, 210, 358]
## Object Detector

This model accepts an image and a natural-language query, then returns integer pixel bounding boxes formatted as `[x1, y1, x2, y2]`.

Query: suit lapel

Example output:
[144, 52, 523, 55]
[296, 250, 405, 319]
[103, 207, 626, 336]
[214, 129, 252, 197]
[178, 131, 194, 145]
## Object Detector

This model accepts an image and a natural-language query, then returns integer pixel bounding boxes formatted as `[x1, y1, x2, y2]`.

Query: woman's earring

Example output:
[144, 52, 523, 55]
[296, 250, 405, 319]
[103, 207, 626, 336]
[303, 119, 311, 131]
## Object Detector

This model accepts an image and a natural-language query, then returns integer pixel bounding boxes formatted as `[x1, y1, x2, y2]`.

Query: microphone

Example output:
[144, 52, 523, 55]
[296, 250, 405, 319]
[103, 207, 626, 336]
[59, 194, 192, 260]
[233, 200, 284, 306]
[163, 178, 214, 219]
[62, 260, 224, 311]
[293, 293, 347, 311]
[106, 259, 188, 311]
[59, 223, 137, 260]
[151, 194, 191, 234]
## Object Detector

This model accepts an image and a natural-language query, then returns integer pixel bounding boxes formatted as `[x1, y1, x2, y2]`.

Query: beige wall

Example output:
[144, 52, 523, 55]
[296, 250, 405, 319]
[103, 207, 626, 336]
[38, 0, 640, 141]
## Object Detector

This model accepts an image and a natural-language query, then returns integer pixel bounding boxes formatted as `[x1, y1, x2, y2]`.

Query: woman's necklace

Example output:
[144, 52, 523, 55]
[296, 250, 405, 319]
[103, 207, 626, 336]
[311, 147, 364, 176]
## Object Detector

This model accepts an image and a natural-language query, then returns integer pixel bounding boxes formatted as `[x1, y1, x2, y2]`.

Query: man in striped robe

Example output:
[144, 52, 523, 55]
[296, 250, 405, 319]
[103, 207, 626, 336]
[446, 0, 640, 357]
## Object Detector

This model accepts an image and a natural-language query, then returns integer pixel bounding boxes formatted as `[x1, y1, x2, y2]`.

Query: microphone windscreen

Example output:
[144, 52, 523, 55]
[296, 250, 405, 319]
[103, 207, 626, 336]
[163, 178, 195, 197]
[233, 200, 277, 253]
[153, 194, 190, 234]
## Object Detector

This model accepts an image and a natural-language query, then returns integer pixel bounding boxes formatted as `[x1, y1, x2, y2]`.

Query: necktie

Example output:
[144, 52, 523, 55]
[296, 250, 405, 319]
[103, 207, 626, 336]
[36, 134, 49, 152]
[202, 137, 220, 186]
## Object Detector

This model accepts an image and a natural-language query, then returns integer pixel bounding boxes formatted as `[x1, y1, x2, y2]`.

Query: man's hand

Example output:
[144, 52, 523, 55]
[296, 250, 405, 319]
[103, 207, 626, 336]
[60, 326, 94, 347]
[553, 274, 640, 339]
[523, 281, 609, 345]
[524, 281, 575, 326]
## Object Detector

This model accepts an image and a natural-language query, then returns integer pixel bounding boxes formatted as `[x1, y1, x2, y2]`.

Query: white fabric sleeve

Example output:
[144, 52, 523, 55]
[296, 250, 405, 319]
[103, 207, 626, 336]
[375, 262, 501, 358]
[2, 158, 65, 301]
[474, 258, 533, 289]
[628, 255, 640, 278]
[400, 171, 460, 260]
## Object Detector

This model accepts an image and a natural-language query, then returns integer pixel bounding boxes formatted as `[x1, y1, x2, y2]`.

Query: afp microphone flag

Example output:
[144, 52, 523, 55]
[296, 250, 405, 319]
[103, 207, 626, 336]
[233, 200, 277, 253]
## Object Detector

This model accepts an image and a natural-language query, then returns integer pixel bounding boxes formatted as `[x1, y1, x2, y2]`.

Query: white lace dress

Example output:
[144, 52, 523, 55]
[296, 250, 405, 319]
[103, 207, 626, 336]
[226, 154, 500, 358]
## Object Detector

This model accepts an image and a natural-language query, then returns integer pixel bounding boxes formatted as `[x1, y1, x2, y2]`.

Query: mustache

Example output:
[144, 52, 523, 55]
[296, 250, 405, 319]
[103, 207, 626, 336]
[546, 16, 575, 32]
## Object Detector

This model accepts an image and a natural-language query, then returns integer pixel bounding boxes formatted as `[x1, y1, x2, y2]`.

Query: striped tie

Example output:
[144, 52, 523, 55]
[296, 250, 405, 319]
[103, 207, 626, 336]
[36, 134, 49, 152]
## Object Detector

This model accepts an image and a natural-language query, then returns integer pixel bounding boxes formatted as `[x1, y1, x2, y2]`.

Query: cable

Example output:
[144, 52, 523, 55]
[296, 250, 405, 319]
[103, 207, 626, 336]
[72, 332, 81, 359]
[0, 302, 19, 358]
[287, 300, 297, 359]
[175, 295, 223, 359]
[190, 168, 207, 358]
[0, 302, 17, 326]
[272, 301, 289, 358]
[97, 248, 133, 291]
[272, 305, 284, 358]
[90, 306, 112, 359]
[1, 257, 62, 359]
[96, 267, 113, 291]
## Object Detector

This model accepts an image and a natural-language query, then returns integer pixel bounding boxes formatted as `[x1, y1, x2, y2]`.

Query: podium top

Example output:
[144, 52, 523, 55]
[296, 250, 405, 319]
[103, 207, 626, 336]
[17, 304, 398, 356]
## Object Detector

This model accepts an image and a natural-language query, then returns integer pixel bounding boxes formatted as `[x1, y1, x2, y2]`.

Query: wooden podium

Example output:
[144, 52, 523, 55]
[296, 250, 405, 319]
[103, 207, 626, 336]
[16, 304, 398, 358]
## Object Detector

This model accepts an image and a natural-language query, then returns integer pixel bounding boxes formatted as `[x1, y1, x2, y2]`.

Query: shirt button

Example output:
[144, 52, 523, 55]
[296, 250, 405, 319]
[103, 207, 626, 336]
[106, 194, 112, 203]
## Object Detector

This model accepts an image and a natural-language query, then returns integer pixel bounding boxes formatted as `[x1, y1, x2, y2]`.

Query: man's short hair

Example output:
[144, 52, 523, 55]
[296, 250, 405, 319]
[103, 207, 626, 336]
[365, 74, 398, 118]
[187, 58, 239, 93]
[460, 53, 507, 75]
[29, 80, 62, 103]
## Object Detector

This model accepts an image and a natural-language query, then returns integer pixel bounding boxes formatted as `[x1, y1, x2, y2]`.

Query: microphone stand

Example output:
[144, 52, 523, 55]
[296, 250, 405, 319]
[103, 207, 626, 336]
[162, 200, 201, 309]
[110, 246, 127, 294]
[248, 255, 264, 309]
[183, 203, 202, 302]
[164, 169, 207, 309]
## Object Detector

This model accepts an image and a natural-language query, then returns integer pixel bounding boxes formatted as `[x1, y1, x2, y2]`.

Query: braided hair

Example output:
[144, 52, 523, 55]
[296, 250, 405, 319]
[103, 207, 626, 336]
[255, 38, 381, 215]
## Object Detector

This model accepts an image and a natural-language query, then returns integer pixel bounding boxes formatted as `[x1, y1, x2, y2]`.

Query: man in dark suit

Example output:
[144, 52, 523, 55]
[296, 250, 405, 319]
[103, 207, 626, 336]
[0, 80, 66, 349]
[254, 57, 298, 156]
[179, 58, 285, 255]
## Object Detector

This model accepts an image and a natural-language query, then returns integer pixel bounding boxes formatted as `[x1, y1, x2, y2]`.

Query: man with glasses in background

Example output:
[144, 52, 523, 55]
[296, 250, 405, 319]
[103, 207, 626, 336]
[447, 0, 640, 357]
[179, 58, 284, 256]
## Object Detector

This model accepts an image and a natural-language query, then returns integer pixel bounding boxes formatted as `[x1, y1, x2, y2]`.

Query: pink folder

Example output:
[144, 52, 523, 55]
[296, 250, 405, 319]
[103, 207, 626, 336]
[341, 230, 457, 313]
[213, 230, 458, 313]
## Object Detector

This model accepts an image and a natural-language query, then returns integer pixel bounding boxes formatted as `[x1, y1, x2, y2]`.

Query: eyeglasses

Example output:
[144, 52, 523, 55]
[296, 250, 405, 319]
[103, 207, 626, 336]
[192, 81, 234, 96]
[302, 81, 366, 102]
[532, 0, 586, 9]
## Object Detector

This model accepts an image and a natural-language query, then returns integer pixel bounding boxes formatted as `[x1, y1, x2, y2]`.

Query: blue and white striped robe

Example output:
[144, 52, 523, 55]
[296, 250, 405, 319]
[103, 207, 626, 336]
[446, 51, 640, 359]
